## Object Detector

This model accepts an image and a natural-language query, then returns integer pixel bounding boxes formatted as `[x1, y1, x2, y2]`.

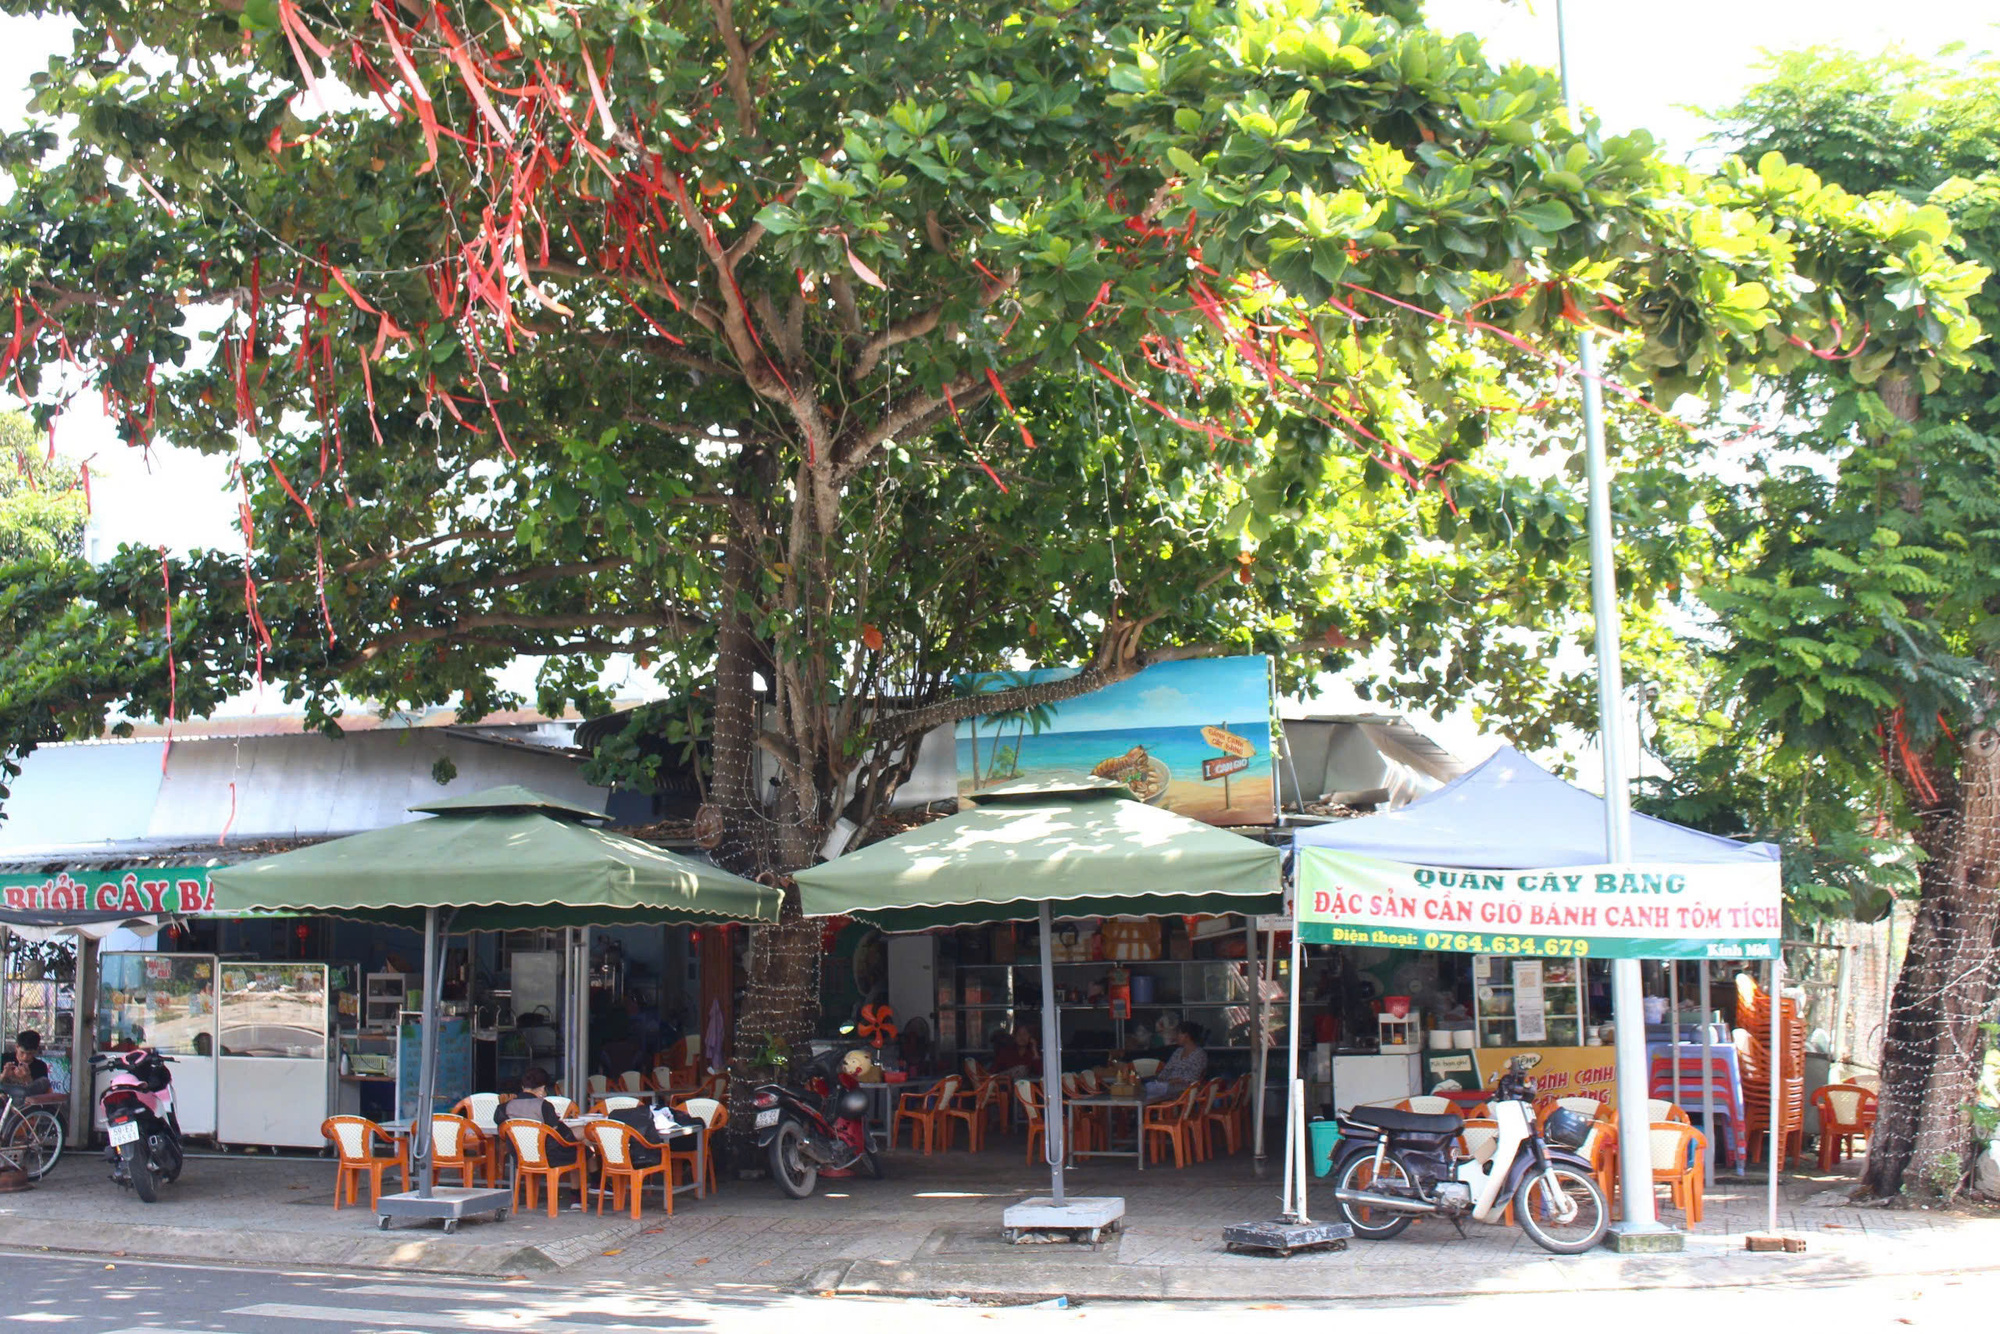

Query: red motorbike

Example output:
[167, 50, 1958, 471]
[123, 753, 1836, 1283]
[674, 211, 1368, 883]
[752, 1045, 882, 1199]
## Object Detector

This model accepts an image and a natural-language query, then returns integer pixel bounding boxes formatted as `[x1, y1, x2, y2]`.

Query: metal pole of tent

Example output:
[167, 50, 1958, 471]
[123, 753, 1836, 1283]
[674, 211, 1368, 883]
[1254, 926, 1274, 1161]
[1282, 928, 1305, 1220]
[1670, 964, 1682, 1110]
[566, 927, 589, 1102]
[1768, 953, 1782, 1233]
[1557, 0, 1660, 1237]
[1245, 918, 1263, 1161]
[1832, 939, 1851, 1081]
[1700, 960, 1715, 1190]
[1293, 1078, 1312, 1224]
[1037, 903, 1066, 1206]
[414, 906, 440, 1199]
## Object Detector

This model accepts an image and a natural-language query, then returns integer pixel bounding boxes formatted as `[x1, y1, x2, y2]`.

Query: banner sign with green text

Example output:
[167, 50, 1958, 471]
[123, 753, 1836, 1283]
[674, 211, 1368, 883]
[1296, 848, 1780, 961]
[0, 868, 219, 918]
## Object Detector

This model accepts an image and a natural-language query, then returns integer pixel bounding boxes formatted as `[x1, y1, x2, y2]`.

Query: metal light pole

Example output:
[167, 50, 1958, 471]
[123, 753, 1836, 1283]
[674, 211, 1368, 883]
[1555, 0, 1669, 1242]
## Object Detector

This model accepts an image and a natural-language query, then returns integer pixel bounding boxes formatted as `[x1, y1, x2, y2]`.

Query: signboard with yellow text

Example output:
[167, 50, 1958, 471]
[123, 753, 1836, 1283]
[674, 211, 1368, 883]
[1297, 848, 1780, 961]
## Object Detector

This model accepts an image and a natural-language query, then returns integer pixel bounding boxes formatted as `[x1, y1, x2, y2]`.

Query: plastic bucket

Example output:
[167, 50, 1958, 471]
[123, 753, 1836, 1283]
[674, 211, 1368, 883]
[1309, 1120, 1341, 1177]
[1130, 974, 1156, 1005]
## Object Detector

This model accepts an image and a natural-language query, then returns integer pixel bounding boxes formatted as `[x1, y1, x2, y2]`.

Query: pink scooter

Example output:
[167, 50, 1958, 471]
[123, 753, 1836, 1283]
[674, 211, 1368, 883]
[94, 1048, 184, 1203]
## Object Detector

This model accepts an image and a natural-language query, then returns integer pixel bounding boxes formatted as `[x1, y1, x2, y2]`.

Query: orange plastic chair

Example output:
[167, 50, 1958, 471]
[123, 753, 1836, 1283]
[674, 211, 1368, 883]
[893, 1075, 960, 1154]
[1645, 1121, 1708, 1224]
[1183, 1080, 1221, 1162]
[1812, 1084, 1878, 1170]
[1015, 1079, 1047, 1164]
[428, 1113, 488, 1188]
[322, 1116, 409, 1208]
[1589, 1122, 1622, 1214]
[669, 1097, 728, 1194]
[1142, 1087, 1196, 1167]
[589, 1095, 644, 1116]
[587, 1119, 673, 1218]
[938, 1076, 996, 1152]
[1396, 1095, 1456, 1116]
[502, 1118, 588, 1217]
[450, 1095, 503, 1186]
[1055, 1073, 1102, 1153]
[1196, 1078, 1241, 1157]
[1226, 1074, 1253, 1150]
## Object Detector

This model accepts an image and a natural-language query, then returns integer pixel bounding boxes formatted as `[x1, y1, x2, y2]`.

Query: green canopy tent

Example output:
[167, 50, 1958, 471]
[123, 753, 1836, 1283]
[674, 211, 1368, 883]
[209, 785, 780, 1229]
[794, 778, 1282, 1230]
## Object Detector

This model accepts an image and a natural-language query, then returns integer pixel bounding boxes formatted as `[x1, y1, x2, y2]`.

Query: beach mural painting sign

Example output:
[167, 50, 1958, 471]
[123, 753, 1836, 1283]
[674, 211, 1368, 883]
[955, 656, 1277, 827]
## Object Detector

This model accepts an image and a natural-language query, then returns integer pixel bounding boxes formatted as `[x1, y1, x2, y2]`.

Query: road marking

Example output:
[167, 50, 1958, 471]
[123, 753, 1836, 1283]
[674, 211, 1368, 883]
[338, 1286, 531, 1302]
[226, 1304, 675, 1333]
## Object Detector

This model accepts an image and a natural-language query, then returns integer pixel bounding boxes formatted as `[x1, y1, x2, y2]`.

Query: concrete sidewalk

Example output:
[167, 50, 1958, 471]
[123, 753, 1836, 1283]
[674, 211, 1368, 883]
[2, 1143, 1991, 1301]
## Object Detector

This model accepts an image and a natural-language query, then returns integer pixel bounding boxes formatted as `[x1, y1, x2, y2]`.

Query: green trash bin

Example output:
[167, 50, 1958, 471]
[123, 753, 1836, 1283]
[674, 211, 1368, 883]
[1308, 1119, 1340, 1177]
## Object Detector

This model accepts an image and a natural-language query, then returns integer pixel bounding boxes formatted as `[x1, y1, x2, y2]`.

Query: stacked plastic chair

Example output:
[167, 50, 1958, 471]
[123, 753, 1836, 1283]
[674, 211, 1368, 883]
[1736, 979, 1806, 1168]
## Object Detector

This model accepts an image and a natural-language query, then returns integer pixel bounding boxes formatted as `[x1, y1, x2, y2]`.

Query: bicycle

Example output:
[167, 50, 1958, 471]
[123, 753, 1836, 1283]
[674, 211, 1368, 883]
[0, 1092, 64, 1181]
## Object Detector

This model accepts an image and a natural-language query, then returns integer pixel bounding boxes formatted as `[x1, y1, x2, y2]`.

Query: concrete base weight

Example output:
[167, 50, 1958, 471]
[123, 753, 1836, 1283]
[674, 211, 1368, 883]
[376, 1185, 514, 1234]
[1221, 1217, 1351, 1256]
[1602, 1222, 1685, 1253]
[1001, 1196, 1125, 1246]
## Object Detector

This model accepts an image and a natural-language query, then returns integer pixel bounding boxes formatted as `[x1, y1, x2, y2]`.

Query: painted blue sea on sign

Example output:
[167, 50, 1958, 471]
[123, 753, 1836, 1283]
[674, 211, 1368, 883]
[954, 656, 1276, 826]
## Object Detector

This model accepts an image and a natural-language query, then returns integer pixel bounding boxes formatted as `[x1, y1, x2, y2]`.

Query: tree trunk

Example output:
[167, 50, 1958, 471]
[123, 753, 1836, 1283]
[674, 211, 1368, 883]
[709, 525, 765, 874]
[1864, 719, 2000, 1197]
[1863, 375, 2000, 1199]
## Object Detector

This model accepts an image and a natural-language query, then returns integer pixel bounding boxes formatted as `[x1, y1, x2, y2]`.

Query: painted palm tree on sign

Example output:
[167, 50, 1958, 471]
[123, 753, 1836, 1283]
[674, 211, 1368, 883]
[988, 697, 1059, 783]
[960, 672, 1016, 792]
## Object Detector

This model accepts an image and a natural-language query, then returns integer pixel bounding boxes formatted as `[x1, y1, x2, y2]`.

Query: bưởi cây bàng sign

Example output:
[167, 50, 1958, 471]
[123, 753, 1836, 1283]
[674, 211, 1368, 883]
[1295, 849, 1780, 960]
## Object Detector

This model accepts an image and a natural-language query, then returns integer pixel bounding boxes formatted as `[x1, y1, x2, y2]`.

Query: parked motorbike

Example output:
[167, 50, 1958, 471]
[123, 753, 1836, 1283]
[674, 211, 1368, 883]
[1328, 1056, 1608, 1254]
[94, 1048, 184, 1204]
[752, 1045, 883, 1199]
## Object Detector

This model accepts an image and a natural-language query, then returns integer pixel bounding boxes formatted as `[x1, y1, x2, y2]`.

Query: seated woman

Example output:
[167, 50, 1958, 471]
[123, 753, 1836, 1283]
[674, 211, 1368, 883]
[502, 1065, 581, 1166]
[992, 1022, 1041, 1078]
[1143, 1022, 1208, 1101]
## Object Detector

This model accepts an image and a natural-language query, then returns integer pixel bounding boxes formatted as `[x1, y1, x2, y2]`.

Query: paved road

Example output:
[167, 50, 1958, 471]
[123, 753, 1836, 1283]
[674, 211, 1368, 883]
[0, 1250, 1985, 1332]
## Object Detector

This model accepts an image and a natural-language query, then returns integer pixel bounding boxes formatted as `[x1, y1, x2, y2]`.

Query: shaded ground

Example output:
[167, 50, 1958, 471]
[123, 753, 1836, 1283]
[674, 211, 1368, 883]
[1, 1134, 1988, 1301]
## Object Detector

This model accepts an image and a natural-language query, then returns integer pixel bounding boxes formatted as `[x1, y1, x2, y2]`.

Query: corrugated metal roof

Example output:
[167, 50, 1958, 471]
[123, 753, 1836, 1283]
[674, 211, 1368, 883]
[0, 729, 611, 856]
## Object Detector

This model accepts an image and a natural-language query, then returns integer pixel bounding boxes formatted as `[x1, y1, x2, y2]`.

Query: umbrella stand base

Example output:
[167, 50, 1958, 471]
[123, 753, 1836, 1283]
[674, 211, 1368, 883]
[1001, 1196, 1125, 1248]
[1222, 1218, 1351, 1257]
[376, 1185, 514, 1235]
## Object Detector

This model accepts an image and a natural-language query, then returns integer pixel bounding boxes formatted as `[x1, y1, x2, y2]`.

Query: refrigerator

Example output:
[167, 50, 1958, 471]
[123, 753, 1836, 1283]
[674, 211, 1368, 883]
[96, 953, 219, 1137]
[217, 962, 333, 1148]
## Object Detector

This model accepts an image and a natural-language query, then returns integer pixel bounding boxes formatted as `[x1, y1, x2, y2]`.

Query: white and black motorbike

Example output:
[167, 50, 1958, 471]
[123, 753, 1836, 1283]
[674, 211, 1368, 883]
[1328, 1056, 1609, 1254]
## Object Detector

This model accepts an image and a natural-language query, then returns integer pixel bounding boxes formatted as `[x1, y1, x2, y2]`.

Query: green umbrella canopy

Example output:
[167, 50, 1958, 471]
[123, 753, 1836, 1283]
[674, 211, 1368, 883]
[209, 786, 780, 929]
[794, 779, 1283, 932]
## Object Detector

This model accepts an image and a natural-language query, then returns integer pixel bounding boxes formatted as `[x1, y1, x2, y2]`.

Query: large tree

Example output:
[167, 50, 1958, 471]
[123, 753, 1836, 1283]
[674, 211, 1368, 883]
[1703, 47, 2000, 1198]
[0, 0, 1978, 1060]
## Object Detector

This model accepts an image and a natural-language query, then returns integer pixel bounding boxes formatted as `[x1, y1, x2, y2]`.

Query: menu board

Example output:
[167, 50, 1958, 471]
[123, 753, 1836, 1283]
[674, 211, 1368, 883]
[1512, 960, 1547, 1044]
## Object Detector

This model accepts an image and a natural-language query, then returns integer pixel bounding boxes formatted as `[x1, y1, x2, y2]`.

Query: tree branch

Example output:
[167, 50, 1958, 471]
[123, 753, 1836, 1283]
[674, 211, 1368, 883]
[334, 611, 703, 675]
[706, 0, 759, 139]
[850, 305, 943, 382]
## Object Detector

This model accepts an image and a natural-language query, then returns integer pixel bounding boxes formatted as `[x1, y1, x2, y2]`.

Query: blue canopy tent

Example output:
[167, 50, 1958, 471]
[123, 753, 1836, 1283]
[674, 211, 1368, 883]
[1291, 746, 1780, 867]
[1282, 746, 1781, 1225]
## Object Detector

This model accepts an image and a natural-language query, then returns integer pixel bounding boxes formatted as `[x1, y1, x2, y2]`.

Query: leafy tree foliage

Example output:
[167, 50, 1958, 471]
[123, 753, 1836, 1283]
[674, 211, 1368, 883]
[0, 413, 86, 563]
[0, 2, 1979, 1059]
[1700, 46, 2000, 1198]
